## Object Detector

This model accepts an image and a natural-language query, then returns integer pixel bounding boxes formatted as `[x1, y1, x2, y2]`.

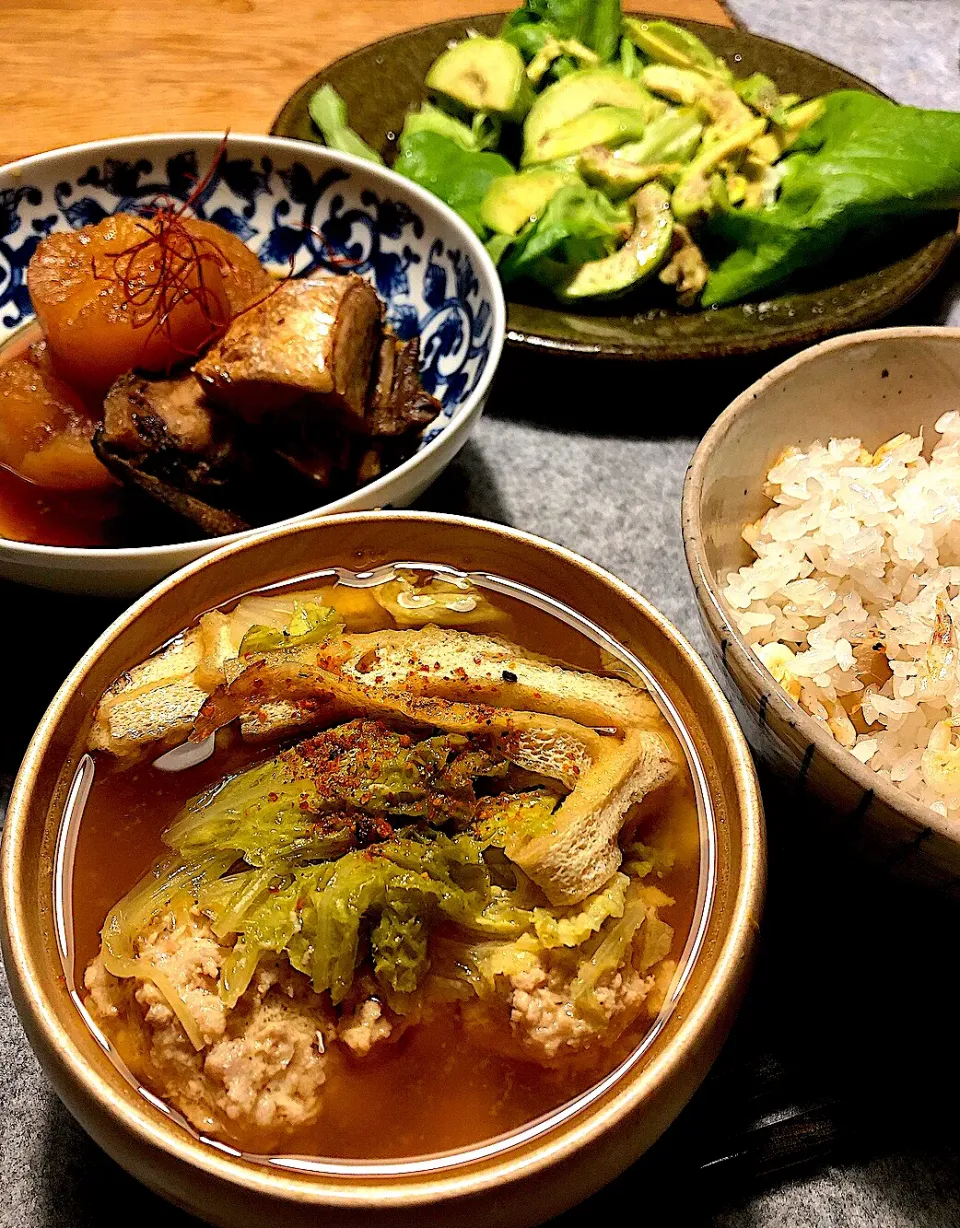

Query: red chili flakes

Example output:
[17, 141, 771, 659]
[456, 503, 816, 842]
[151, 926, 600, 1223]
[268, 792, 279, 802]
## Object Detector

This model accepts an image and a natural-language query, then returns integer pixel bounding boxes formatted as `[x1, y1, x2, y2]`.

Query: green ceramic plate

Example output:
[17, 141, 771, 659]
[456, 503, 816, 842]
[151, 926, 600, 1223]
[272, 13, 957, 361]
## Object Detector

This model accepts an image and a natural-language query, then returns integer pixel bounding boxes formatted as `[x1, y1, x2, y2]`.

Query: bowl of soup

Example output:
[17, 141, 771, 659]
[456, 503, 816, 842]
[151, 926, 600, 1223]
[0, 134, 503, 597]
[1, 512, 762, 1226]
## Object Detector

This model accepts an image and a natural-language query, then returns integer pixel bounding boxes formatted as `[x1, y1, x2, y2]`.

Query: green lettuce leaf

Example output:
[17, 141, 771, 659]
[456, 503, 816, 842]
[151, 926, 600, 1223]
[499, 182, 631, 283]
[308, 84, 385, 164]
[502, 0, 622, 65]
[400, 103, 501, 152]
[394, 131, 515, 236]
[703, 91, 960, 306]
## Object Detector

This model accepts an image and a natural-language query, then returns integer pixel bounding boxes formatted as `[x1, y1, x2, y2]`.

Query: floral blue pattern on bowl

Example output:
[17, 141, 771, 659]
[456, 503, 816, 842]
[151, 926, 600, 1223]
[0, 143, 495, 437]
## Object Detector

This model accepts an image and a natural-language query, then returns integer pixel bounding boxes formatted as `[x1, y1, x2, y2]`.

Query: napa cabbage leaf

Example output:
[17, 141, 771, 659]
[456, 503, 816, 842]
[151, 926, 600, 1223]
[237, 600, 344, 657]
[532, 871, 628, 947]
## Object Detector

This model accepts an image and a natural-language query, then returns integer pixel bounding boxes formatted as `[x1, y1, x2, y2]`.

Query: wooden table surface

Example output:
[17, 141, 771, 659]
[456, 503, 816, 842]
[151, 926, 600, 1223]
[0, 0, 733, 166]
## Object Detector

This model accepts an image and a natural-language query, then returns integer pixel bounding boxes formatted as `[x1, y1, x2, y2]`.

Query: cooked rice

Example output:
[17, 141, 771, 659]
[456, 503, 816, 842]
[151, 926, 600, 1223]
[722, 411, 960, 818]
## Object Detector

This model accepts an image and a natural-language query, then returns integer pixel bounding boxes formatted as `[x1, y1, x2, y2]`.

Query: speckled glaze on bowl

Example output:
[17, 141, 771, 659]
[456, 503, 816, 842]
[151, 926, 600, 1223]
[2, 512, 763, 1228]
[272, 13, 957, 362]
[0, 134, 504, 597]
[683, 327, 960, 893]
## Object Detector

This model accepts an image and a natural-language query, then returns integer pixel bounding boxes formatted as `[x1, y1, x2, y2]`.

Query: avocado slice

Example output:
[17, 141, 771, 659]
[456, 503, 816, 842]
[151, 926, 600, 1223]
[642, 65, 754, 136]
[526, 35, 600, 86]
[526, 106, 648, 165]
[579, 147, 681, 199]
[745, 97, 825, 166]
[555, 183, 674, 301]
[777, 97, 825, 143]
[426, 37, 534, 122]
[735, 72, 787, 122]
[641, 64, 710, 106]
[623, 18, 731, 82]
[615, 107, 705, 166]
[746, 130, 782, 165]
[480, 167, 580, 236]
[523, 68, 660, 160]
[671, 116, 767, 222]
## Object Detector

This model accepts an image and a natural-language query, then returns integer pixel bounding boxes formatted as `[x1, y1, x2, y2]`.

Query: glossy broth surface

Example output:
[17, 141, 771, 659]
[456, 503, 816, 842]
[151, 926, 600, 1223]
[71, 570, 703, 1159]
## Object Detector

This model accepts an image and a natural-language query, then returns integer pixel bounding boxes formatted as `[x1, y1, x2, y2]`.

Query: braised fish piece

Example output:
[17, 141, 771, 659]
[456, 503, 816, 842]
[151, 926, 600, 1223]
[193, 274, 383, 423]
[100, 371, 225, 457]
[96, 371, 361, 535]
[94, 372, 252, 536]
[365, 335, 441, 438]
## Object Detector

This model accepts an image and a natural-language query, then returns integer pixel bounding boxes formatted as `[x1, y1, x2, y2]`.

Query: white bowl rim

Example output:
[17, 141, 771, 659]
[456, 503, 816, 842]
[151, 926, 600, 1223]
[683, 323, 960, 849]
[0, 131, 506, 563]
[3, 509, 764, 1206]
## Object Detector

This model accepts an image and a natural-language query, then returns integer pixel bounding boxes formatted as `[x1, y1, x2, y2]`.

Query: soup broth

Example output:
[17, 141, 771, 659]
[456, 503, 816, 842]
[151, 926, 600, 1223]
[67, 566, 707, 1161]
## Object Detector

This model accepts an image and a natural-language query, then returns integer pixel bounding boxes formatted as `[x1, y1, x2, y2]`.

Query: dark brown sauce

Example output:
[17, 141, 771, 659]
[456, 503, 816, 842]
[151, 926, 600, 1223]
[72, 579, 702, 1159]
[0, 464, 122, 547]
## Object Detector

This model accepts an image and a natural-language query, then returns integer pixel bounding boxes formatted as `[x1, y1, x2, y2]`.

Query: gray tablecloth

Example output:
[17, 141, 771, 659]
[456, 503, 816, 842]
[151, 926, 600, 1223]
[4, 2, 960, 1224]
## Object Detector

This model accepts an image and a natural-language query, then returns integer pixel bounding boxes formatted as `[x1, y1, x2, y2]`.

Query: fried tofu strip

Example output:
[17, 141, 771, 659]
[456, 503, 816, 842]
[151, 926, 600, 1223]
[89, 631, 209, 757]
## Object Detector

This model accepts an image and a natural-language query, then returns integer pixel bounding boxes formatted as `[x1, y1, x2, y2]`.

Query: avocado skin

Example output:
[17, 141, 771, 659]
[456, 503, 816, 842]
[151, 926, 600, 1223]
[556, 183, 674, 300]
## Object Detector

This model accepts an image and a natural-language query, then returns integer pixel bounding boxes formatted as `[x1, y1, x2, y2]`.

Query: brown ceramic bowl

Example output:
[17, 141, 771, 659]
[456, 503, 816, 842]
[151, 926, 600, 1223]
[683, 326, 960, 893]
[2, 512, 762, 1227]
[272, 13, 957, 362]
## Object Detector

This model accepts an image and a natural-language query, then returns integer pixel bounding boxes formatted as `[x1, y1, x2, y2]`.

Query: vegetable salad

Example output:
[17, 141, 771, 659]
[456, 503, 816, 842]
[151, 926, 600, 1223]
[308, 0, 960, 308]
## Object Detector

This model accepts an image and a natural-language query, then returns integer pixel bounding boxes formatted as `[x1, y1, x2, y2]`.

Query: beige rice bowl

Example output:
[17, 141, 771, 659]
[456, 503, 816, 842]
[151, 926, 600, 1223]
[722, 411, 960, 820]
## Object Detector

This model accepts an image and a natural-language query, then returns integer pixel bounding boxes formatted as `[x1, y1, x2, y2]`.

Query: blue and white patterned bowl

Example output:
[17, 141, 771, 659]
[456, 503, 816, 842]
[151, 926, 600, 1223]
[0, 133, 505, 596]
